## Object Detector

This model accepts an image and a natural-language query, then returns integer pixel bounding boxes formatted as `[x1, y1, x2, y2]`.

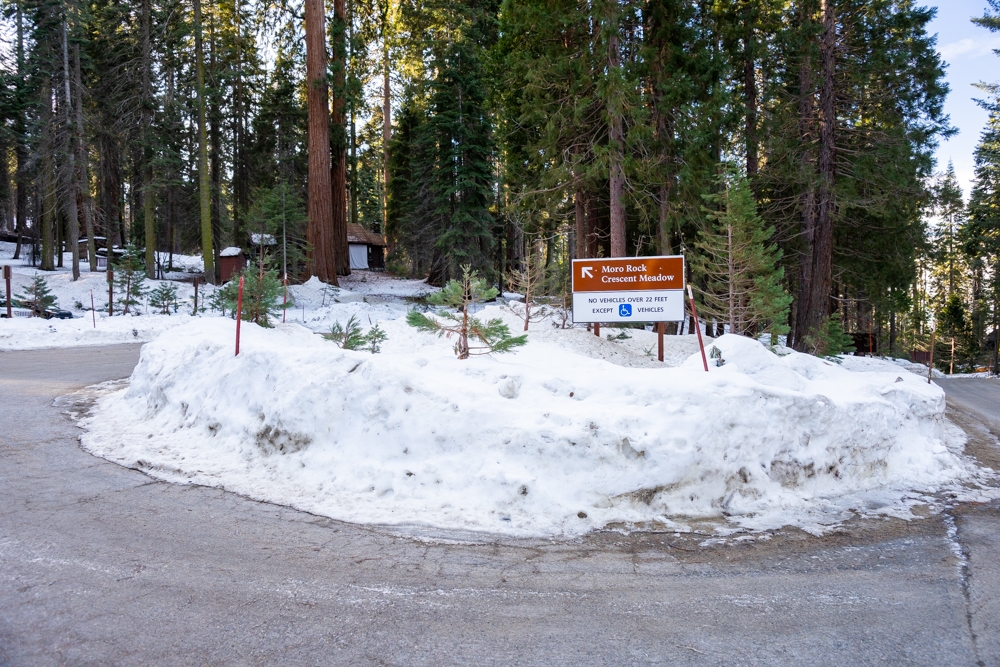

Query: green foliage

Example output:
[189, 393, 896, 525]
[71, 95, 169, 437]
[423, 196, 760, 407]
[801, 317, 856, 359]
[15, 276, 56, 316]
[215, 267, 287, 327]
[325, 315, 389, 353]
[325, 314, 366, 349]
[148, 282, 179, 315]
[113, 244, 148, 315]
[407, 265, 525, 358]
[692, 168, 791, 338]
[245, 181, 309, 278]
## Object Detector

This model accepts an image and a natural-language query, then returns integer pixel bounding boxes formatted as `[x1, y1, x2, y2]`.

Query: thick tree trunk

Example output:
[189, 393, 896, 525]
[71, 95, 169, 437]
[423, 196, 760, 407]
[62, 16, 80, 280]
[194, 0, 214, 283]
[141, 0, 154, 277]
[744, 19, 758, 181]
[574, 181, 587, 260]
[383, 54, 391, 235]
[331, 0, 349, 275]
[607, 23, 626, 258]
[232, 0, 248, 250]
[74, 44, 96, 272]
[803, 0, 837, 342]
[13, 5, 26, 261]
[793, 3, 817, 349]
[304, 0, 337, 283]
[40, 78, 54, 272]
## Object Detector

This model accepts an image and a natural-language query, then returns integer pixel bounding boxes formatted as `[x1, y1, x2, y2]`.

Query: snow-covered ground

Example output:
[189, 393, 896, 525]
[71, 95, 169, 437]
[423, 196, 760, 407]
[6, 242, 995, 538]
[78, 312, 994, 538]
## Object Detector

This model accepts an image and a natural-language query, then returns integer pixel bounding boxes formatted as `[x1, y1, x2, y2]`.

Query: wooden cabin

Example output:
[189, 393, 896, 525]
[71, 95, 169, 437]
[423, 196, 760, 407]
[346, 224, 386, 270]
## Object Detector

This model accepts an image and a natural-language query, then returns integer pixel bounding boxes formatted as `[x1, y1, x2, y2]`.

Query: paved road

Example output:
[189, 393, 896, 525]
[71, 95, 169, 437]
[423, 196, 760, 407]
[2, 345, 999, 666]
[938, 377, 1000, 432]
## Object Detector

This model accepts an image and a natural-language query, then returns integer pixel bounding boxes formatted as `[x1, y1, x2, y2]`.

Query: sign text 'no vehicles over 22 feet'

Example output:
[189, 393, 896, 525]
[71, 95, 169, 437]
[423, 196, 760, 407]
[571, 256, 685, 324]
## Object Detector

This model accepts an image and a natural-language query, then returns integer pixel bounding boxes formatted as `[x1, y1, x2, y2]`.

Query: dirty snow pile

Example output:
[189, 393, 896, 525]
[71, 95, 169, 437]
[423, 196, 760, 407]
[80, 313, 988, 537]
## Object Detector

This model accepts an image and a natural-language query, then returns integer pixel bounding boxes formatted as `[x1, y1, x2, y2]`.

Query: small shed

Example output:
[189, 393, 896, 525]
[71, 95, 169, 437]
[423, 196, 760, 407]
[219, 246, 247, 283]
[346, 224, 386, 270]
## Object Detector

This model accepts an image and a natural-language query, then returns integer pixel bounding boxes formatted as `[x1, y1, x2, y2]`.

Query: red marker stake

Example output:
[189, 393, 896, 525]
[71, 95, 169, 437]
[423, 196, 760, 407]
[90, 290, 96, 328]
[4, 266, 11, 319]
[235, 275, 245, 357]
[688, 285, 709, 372]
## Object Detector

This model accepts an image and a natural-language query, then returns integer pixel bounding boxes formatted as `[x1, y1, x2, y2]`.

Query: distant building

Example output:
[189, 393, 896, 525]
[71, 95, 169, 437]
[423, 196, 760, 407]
[346, 224, 386, 270]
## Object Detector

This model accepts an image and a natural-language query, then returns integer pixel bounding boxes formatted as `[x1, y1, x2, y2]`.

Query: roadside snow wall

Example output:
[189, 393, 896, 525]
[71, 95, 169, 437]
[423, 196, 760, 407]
[81, 317, 977, 536]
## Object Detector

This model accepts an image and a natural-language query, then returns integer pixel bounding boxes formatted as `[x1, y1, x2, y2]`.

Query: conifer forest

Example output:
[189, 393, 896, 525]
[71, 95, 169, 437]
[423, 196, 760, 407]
[3, 0, 1000, 366]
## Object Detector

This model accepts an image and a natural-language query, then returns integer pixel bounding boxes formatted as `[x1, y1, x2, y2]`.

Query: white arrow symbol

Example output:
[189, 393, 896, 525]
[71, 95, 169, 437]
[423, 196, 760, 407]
[581, 266, 593, 278]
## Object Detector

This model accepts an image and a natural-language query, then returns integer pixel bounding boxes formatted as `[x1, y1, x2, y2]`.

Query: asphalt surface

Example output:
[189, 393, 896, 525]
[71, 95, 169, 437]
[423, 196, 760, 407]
[1, 344, 999, 666]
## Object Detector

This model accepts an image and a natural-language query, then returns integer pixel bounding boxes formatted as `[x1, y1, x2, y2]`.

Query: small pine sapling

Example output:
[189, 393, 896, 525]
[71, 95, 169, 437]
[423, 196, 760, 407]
[364, 323, 388, 353]
[16, 275, 56, 316]
[113, 244, 148, 315]
[148, 282, 179, 315]
[407, 265, 527, 358]
[325, 314, 366, 349]
[216, 266, 286, 327]
[324, 315, 389, 353]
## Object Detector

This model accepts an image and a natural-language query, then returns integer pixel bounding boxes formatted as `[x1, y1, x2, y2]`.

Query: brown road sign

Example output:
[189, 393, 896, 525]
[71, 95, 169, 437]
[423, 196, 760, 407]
[572, 256, 685, 323]
[572, 256, 684, 292]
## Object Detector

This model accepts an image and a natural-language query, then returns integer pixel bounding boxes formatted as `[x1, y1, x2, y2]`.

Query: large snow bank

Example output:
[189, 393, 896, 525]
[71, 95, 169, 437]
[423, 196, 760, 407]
[80, 314, 987, 537]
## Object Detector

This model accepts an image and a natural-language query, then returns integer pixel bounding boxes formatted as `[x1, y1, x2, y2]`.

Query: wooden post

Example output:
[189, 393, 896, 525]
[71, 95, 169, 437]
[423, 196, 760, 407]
[3, 266, 11, 319]
[950, 337, 955, 375]
[657, 321, 664, 362]
[90, 290, 96, 328]
[688, 285, 709, 372]
[107, 268, 114, 316]
[193, 276, 199, 314]
[235, 275, 244, 356]
[594, 322, 600, 338]
[928, 329, 935, 384]
[282, 275, 287, 324]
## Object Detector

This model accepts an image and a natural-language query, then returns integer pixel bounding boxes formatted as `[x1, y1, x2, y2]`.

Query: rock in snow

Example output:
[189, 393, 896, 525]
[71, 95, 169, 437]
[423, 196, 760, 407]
[80, 316, 990, 537]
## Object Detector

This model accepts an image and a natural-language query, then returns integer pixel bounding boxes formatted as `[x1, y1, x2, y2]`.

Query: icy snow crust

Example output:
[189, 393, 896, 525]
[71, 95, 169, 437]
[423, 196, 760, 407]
[80, 315, 982, 537]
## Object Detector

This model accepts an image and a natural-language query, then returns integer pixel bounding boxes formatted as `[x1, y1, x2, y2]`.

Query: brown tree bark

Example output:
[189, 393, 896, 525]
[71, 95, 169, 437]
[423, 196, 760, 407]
[141, 0, 155, 278]
[804, 0, 837, 342]
[62, 15, 80, 280]
[12, 4, 26, 261]
[744, 17, 758, 181]
[304, 0, 337, 283]
[793, 2, 817, 348]
[331, 0, 349, 275]
[607, 22, 626, 258]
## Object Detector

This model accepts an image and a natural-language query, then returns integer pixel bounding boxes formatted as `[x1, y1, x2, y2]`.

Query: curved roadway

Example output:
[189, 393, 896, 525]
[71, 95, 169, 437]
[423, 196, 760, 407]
[1, 345, 998, 666]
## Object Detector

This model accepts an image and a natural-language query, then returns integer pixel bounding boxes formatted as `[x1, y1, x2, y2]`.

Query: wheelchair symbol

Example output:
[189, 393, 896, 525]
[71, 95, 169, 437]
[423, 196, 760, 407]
[618, 303, 632, 317]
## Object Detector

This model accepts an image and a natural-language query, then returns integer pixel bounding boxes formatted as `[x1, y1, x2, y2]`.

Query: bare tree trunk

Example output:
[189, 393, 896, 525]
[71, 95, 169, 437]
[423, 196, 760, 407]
[74, 43, 96, 272]
[13, 4, 26, 261]
[304, 0, 336, 283]
[40, 78, 55, 272]
[194, 0, 215, 283]
[141, 0, 155, 277]
[62, 15, 80, 280]
[232, 0, 249, 251]
[574, 181, 587, 260]
[744, 16, 758, 182]
[803, 0, 837, 342]
[793, 2, 817, 349]
[607, 16, 625, 258]
[382, 46, 391, 235]
[332, 0, 349, 275]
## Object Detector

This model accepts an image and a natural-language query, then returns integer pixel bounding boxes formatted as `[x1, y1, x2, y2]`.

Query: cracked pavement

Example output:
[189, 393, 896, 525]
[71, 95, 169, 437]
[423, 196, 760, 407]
[1, 345, 998, 666]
